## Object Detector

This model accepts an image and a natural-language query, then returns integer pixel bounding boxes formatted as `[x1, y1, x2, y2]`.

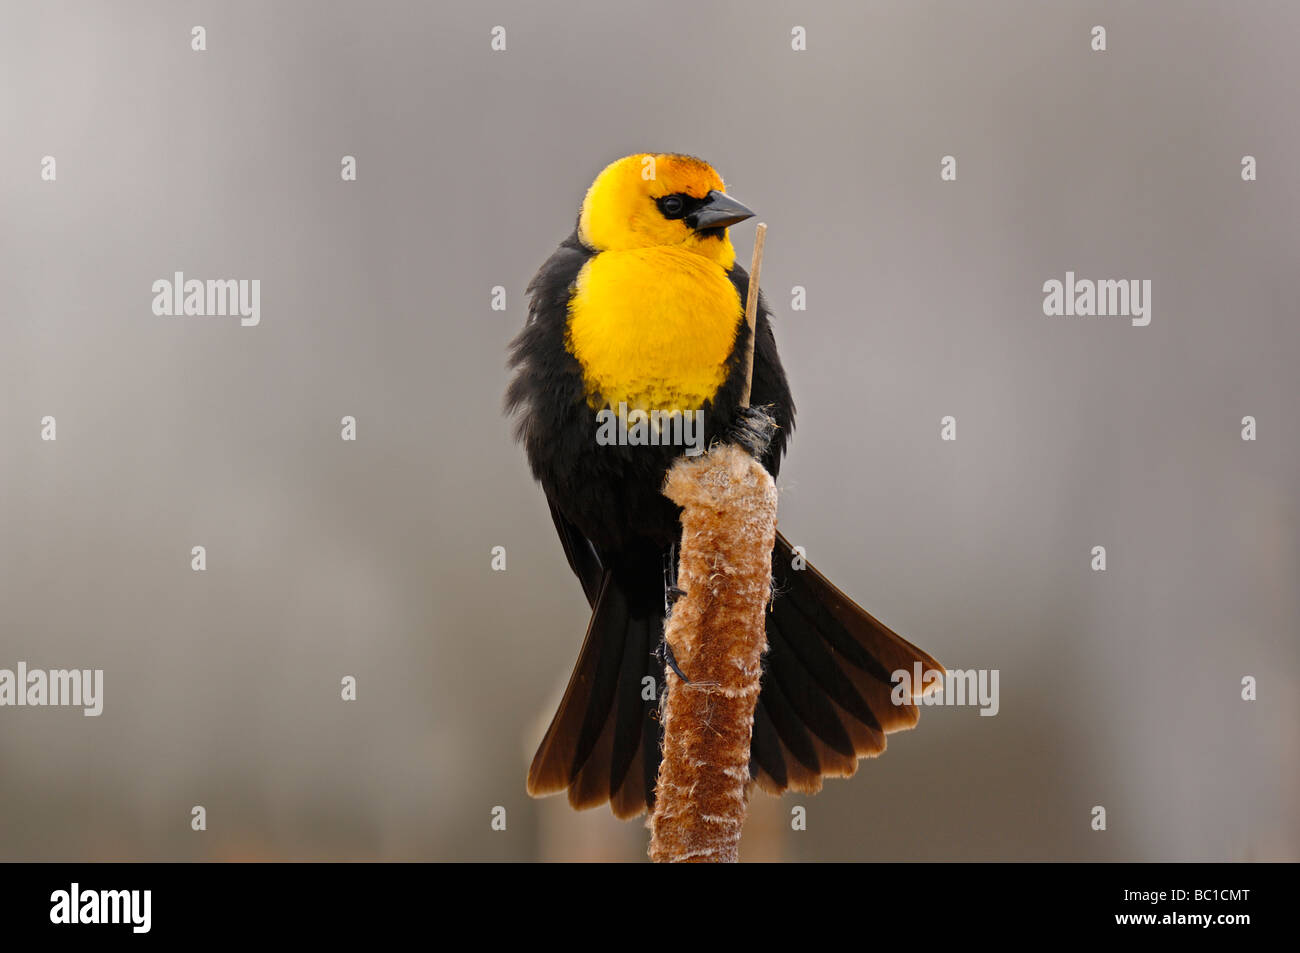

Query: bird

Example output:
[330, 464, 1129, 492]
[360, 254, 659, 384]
[506, 152, 943, 819]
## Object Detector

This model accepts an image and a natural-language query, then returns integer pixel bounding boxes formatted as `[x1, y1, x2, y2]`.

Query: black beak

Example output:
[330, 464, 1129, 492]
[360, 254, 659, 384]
[685, 190, 755, 231]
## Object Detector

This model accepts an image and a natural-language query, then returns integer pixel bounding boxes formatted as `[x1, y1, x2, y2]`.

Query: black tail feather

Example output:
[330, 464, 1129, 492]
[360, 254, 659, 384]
[527, 532, 943, 816]
[527, 560, 664, 819]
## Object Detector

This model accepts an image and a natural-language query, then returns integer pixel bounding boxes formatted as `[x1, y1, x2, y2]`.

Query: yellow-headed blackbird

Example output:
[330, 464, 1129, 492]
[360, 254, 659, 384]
[507, 153, 943, 818]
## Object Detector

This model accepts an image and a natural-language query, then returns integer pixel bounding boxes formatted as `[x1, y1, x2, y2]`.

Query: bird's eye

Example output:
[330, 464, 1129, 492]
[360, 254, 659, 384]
[657, 194, 688, 219]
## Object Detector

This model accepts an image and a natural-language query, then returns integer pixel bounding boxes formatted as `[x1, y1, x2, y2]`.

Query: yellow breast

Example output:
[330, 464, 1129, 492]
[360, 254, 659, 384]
[566, 247, 743, 414]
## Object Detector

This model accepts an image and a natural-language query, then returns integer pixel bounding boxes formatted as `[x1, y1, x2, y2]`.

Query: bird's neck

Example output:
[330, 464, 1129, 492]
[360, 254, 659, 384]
[682, 235, 737, 270]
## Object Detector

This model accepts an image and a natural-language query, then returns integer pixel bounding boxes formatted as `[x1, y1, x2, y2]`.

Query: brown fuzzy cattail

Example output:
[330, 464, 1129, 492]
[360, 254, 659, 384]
[648, 442, 778, 862]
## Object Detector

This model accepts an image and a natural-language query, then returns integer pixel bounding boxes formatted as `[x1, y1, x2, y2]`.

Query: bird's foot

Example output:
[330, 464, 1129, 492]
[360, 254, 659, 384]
[656, 638, 690, 684]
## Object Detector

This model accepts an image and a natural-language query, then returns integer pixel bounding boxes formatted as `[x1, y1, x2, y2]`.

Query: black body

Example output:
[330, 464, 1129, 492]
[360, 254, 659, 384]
[507, 229, 940, 818]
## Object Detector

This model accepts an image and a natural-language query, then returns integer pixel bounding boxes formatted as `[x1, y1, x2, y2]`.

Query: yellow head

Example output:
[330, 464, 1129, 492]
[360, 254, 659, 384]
[577, 153, 754, 269]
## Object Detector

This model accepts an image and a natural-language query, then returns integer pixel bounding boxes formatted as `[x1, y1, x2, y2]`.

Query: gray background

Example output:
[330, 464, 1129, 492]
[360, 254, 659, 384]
[2, 0, 1296, 861]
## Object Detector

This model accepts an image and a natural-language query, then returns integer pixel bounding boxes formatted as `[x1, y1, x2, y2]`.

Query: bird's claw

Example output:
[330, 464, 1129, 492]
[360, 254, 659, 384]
[656, 638, 690, 684]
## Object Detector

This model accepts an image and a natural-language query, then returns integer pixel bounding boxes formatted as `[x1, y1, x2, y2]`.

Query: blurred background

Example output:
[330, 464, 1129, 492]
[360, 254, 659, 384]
[1, 0, 1296, 861]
